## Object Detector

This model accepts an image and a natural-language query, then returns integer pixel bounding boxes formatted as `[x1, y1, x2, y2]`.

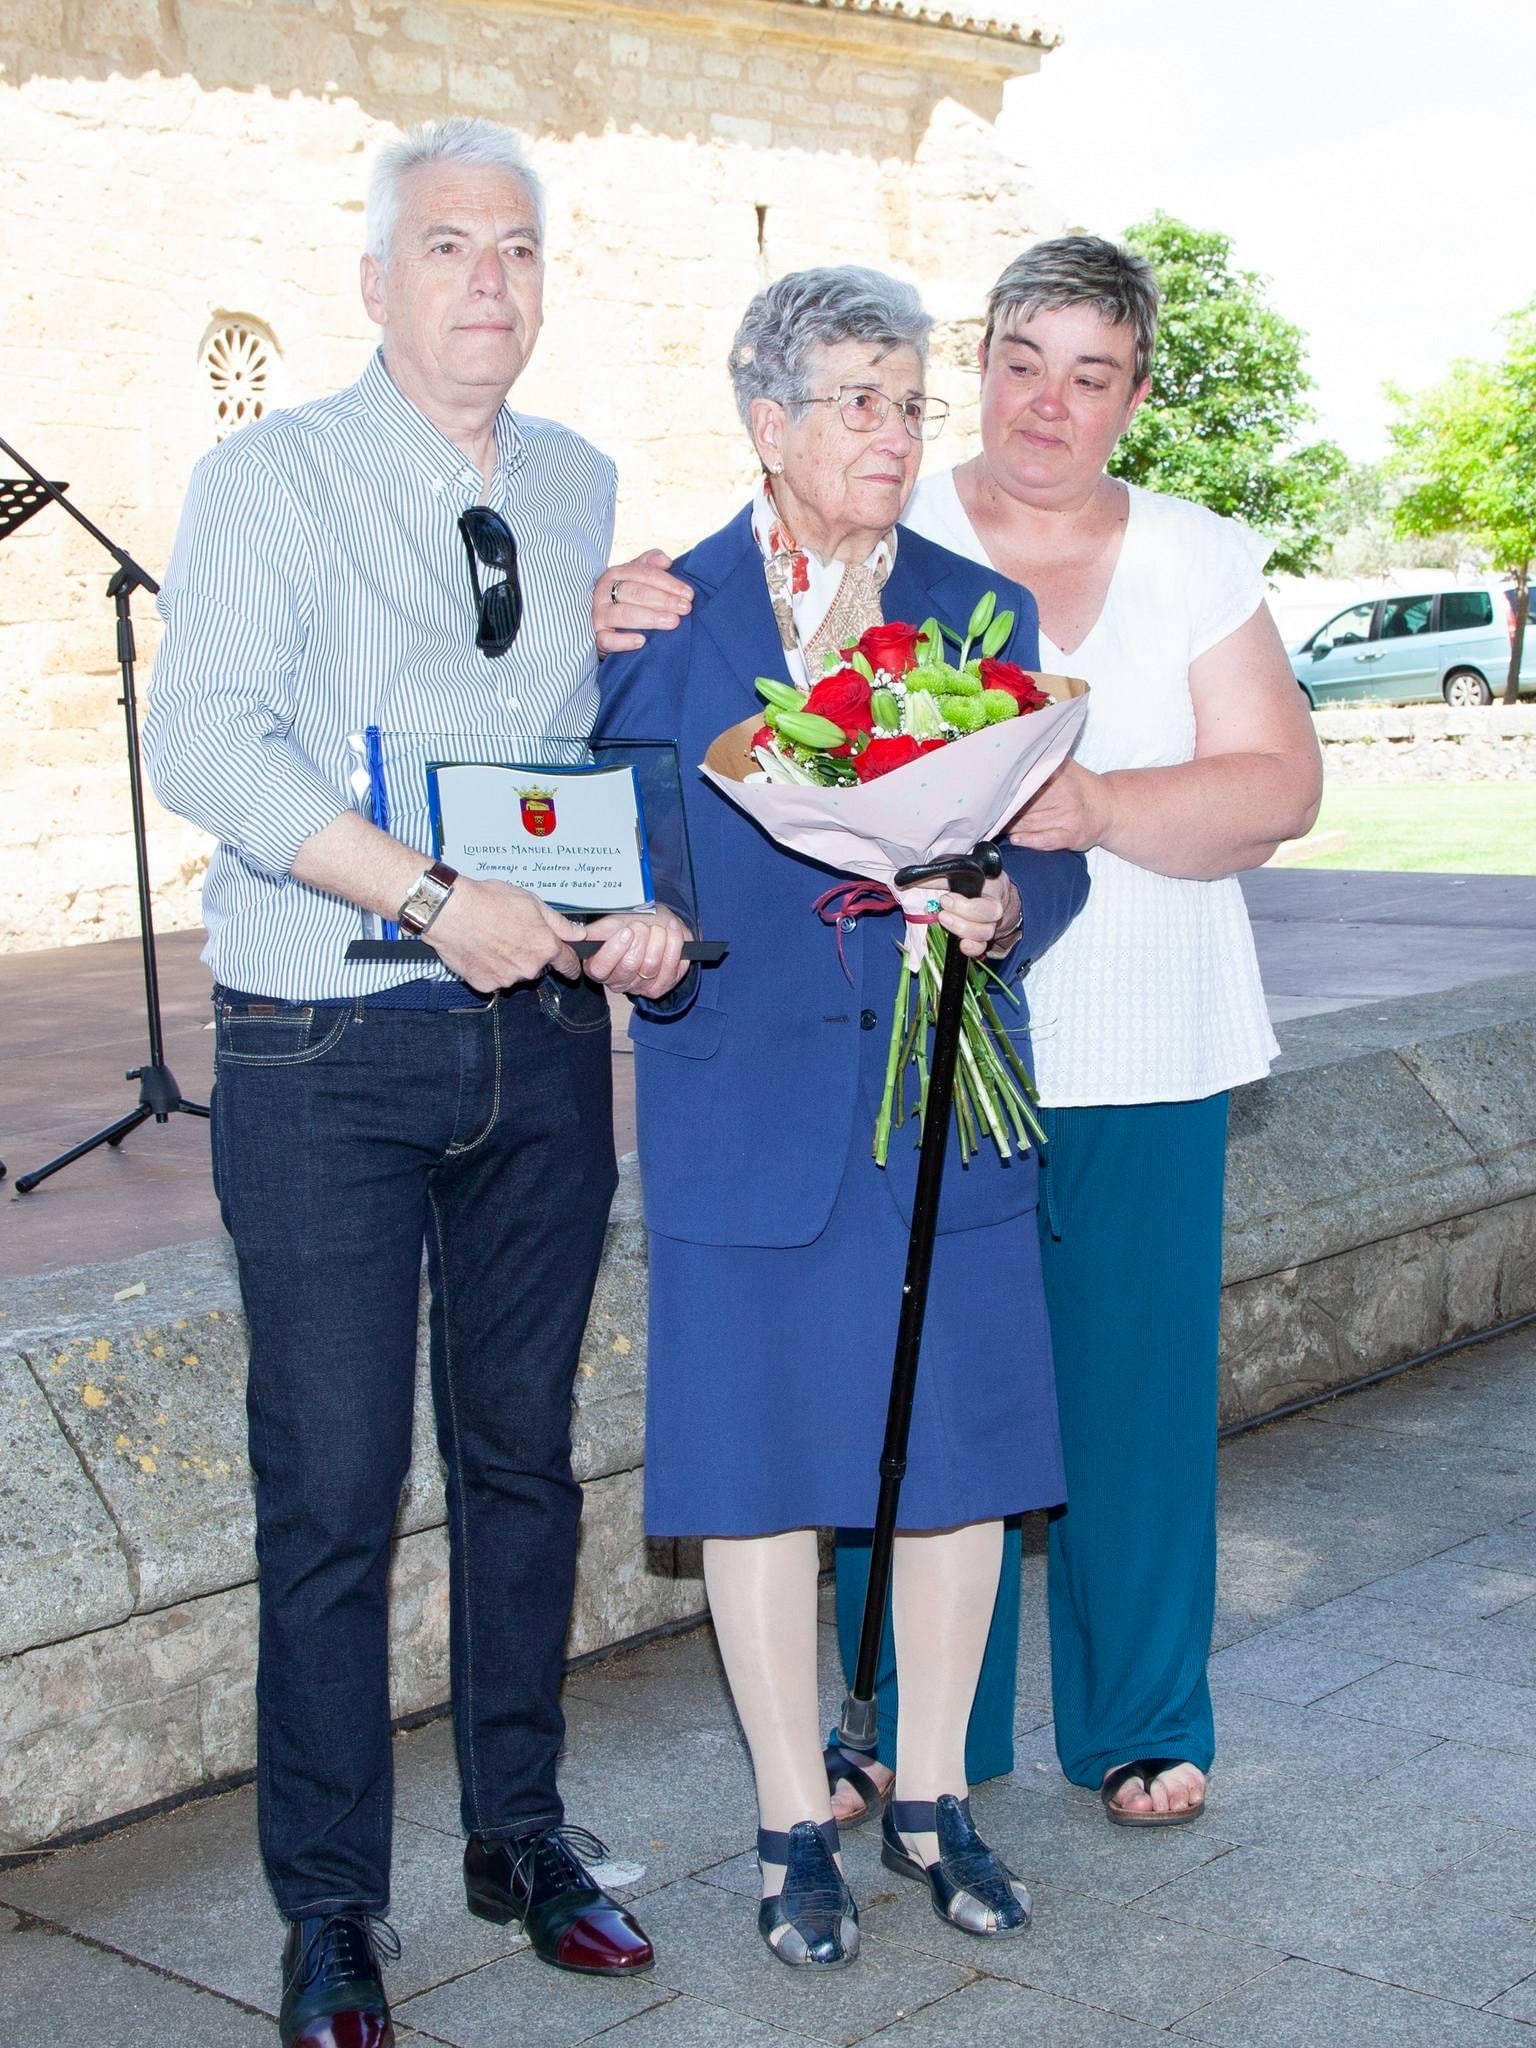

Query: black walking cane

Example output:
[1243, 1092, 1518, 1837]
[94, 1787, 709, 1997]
[837, 838, 1003, 1756]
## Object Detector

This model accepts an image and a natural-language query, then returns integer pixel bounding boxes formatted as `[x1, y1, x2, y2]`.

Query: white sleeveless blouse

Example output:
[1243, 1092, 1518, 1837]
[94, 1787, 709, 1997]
[904, 470, 1280, 1108]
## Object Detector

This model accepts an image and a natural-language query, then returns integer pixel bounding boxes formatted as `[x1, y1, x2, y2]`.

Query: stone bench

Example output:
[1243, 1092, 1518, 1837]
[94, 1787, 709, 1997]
[4, 971, 1535, 1851]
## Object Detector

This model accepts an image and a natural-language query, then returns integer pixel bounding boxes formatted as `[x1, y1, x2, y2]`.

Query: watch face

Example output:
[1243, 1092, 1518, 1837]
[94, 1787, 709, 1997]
[400, 869, 451, 934]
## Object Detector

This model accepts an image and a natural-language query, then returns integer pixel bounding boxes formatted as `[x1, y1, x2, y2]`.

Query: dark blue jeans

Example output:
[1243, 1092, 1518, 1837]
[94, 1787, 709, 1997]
[211, 976, 617, 1919]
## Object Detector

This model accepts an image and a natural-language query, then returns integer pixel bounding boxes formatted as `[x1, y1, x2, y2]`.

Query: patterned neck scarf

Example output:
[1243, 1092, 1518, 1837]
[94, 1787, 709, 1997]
[750, 477, 896, 689]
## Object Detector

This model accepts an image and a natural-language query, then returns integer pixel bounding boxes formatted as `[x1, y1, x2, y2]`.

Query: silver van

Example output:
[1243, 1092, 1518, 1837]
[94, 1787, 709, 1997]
[1291, 588, 1532, 707]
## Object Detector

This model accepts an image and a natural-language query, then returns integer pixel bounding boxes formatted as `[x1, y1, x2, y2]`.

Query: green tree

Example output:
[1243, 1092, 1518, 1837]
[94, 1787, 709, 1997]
[1322, 461, 1461, 579]
[1387, 306, 1536, 702]
[1110, 214, 1347, 576]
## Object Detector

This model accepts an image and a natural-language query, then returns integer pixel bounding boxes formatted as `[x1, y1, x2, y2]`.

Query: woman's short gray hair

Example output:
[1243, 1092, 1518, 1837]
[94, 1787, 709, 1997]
[984, 236, 1159, 386]
[366, 118, 545, 265]
[728, 267, 932, 431]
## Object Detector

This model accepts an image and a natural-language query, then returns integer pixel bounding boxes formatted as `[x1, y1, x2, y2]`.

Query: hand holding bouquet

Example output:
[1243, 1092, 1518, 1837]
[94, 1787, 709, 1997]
[702, 593, 1088, 1166]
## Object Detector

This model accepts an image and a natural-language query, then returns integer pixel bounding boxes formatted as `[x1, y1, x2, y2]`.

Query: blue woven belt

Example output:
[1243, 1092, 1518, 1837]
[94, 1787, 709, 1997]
[218, 978, 496, 1014]
[361, 976, 488, 1010]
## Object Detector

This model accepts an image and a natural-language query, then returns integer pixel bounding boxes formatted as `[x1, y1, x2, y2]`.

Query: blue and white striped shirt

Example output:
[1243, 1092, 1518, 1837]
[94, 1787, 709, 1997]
[145, 349, 616, 1000]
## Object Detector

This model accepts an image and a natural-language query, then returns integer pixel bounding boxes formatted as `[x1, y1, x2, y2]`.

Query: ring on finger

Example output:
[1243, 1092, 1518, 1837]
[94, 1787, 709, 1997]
[609, 579, 622, 605]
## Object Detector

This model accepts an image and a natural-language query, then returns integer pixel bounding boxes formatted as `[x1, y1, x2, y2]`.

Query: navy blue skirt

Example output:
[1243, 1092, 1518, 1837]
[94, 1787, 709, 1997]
[643, 1132, 1065, 1538]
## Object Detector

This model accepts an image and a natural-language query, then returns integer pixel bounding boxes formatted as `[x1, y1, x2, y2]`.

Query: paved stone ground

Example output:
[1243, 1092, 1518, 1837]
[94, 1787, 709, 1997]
[4, 1321, 1536, 2045]
[1243, 870, 1536, 1024]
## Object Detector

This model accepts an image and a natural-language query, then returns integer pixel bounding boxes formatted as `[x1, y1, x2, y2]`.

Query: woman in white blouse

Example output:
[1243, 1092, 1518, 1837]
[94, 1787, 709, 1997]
[595, 235, 1321, 1830]
[838, 235, 1320, 1829]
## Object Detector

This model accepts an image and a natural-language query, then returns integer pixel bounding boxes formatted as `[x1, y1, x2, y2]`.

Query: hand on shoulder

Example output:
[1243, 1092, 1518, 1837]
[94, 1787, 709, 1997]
[593, 548, 693, 655]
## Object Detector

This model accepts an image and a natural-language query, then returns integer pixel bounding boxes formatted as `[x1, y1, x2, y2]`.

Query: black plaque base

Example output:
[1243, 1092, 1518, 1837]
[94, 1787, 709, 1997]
[345, 938, 727, 965]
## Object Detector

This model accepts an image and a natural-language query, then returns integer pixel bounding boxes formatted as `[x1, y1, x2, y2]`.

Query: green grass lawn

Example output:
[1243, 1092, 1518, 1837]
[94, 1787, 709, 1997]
[1286, 782, 1536, 874]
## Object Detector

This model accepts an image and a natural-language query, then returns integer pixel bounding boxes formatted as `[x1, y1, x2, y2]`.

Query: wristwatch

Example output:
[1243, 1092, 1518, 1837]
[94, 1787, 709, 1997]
[396, 860, 458, 936]
[987, 895, 1025, 960]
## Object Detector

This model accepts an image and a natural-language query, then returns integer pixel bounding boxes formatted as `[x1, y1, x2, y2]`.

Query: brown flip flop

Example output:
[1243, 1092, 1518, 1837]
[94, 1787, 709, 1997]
[1100, 1758, 1207, 1828]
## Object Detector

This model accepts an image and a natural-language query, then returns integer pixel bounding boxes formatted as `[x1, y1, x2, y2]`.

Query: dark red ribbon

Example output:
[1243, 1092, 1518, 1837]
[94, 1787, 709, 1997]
[813, 879, 919, 982]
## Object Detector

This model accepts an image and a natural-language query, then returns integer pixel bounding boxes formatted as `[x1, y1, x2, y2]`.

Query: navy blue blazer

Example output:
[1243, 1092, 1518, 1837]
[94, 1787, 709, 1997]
[595, 505, 1089, 1248]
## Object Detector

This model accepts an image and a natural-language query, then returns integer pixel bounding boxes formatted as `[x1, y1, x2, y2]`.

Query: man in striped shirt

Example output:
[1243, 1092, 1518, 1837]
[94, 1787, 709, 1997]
[147, 119, 683, 2047]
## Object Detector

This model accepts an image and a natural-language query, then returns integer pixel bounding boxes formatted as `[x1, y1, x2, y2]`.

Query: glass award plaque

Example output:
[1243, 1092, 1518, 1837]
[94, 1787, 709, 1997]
[344, 728, 722, 964]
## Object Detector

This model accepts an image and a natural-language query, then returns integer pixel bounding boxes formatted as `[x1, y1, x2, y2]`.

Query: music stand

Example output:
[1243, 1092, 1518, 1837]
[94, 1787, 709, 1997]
[1, 433, 208, 1196]
[0, 478, 58, 540]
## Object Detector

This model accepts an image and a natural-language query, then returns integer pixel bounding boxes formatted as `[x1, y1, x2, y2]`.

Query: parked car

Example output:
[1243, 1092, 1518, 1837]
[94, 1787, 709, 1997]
[1291, 586, 1534, 707]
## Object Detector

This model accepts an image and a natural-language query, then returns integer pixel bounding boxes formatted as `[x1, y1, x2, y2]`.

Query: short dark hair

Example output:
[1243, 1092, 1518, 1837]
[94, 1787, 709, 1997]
[984, 235, 1159, 385]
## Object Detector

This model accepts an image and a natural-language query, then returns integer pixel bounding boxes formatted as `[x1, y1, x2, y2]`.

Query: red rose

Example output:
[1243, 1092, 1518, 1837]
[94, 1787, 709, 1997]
[852, 733, 946, 783]
[978, 658, 1051, 712]
[854, 621, 923, 677]
[750, 723, 773, 752]
[803, 667, 875, 737]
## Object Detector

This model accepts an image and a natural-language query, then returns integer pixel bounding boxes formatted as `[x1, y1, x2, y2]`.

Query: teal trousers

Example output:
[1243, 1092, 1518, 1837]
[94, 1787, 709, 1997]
[834, 1094, 1229, 1789]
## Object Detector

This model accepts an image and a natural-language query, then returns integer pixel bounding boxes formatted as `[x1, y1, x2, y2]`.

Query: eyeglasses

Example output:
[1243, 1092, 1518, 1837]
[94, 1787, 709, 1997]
[794, 385, 950, 442]
[457, 505, 523, 658]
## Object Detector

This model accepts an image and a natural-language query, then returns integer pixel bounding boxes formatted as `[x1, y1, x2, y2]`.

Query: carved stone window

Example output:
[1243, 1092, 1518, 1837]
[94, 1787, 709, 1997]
[202, 320, 277, 439]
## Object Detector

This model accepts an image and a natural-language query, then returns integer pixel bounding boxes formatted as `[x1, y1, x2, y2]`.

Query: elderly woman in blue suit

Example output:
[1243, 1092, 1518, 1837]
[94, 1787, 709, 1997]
[594, 268, 1088, 1971]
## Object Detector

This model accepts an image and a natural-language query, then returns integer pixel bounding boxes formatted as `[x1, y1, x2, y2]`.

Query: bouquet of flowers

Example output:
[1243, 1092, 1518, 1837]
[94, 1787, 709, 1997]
[703, 593, 1088, 1166]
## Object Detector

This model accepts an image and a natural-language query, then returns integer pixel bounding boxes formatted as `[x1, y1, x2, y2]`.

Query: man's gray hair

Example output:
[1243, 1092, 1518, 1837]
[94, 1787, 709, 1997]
[365, 118, 545, 264]
[984, 235, 1159, 386]
[728, 267, 932, 431]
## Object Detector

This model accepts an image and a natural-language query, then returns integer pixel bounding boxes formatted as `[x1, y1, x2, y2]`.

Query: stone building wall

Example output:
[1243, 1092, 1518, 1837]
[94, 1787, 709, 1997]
[0, 0, 1057, 951]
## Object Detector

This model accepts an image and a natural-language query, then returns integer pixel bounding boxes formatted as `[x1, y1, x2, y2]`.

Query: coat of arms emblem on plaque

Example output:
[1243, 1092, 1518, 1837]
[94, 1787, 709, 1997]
[517, 784, 557, 836]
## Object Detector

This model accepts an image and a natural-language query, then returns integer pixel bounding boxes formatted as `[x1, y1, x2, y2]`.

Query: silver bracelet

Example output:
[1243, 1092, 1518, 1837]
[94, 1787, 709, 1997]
[987, 910, 1025, 958]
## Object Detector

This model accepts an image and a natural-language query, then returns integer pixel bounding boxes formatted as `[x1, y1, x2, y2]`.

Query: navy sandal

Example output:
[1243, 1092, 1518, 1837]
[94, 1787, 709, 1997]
[1101, 1758, 1207, 1827]
[822, 1739, 891, 1828]
[756, 1819, 860, 1969]
[881, 1795, 1030, 1937]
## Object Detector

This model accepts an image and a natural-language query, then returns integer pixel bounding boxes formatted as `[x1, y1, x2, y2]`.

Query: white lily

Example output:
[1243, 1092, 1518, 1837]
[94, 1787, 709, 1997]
[753, 742, 822, 786]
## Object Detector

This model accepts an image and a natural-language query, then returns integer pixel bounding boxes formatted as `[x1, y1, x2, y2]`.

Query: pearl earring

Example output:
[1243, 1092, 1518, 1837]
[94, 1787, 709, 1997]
[768, 461, 783, 476]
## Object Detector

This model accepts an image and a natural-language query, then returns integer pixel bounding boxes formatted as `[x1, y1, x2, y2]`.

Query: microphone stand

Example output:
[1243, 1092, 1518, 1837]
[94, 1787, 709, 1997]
[1, 434, 208, 1196]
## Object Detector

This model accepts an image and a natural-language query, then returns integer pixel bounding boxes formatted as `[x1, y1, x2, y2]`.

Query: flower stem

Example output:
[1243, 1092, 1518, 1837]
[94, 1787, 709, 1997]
[869, 922, 1046, 1166]
[873, 955, 910, 1166]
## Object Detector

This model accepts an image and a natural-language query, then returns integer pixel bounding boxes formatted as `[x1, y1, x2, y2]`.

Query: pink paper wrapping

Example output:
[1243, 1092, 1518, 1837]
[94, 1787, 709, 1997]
[700, 691, 1089, 916]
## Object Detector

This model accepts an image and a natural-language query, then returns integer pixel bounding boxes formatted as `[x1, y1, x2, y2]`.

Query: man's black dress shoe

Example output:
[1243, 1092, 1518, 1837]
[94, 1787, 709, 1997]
[465, 1825, 655, 1975]
[279, 1912, 398, 2047]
